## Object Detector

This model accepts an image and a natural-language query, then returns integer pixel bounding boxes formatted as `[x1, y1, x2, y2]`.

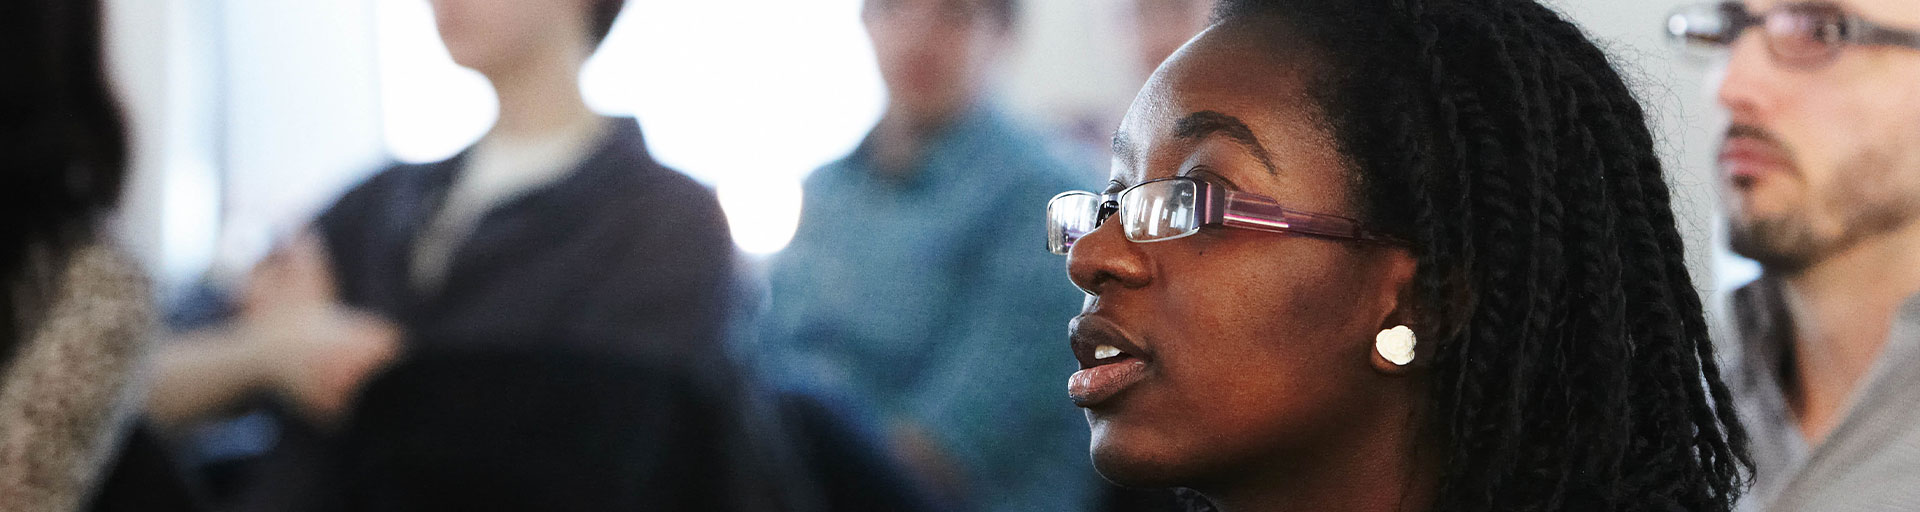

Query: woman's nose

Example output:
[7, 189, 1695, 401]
[1065, 218, 1153, 296]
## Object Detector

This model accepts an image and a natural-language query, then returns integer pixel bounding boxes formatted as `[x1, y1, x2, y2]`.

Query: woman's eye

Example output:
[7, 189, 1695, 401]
[1182, 167, 1236, 190]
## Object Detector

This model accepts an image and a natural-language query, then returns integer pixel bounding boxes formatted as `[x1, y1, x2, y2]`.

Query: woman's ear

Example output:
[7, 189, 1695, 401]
[1368, 248, 1422, 376]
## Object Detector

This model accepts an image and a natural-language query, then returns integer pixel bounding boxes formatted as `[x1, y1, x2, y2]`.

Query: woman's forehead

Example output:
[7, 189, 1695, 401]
[1116, 24, 1333, 170]
[1110, 20, 1353, 214]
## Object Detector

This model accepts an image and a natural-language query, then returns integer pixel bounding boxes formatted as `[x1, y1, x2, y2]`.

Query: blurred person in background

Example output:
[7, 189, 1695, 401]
[756, 0, 1098, 509]
[144, 0, 773, 508]
[1, 0, 200, 510]
[1668, 0, 1920, 509]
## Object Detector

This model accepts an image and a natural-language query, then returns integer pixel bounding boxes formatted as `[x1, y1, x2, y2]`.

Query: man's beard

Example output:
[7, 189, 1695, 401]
[1729, 212, 1826, 272]
[1728, 146, 1920, 273]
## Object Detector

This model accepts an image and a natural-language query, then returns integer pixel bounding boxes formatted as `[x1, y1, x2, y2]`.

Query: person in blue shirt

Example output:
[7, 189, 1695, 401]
[758, 0, 1097, 510]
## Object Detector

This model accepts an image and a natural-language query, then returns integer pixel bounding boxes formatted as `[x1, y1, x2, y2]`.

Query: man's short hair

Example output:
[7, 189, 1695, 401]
[588, 0, 625, 47]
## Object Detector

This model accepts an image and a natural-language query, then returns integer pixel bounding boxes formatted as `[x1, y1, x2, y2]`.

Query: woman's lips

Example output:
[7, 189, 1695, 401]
[1066, 315, 1153, 408]
[1069, 359, 1148, 407]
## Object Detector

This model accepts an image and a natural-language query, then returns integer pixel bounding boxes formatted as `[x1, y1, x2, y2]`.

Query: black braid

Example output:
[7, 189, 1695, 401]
[1210, 0, 1749, 510]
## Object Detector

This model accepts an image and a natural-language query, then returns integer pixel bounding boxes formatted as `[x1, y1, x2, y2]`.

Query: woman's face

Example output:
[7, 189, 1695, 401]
[1065, 20, 1418, 489]
[429, 0, 590, 75]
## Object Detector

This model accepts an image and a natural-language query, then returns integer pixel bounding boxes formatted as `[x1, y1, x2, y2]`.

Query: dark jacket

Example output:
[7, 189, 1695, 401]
[233, 120, 757, 511]
[320, 345, 806, 512]
[315, 118, 737, 365]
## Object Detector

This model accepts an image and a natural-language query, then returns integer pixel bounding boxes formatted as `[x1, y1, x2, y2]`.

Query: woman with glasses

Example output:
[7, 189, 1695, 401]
[1045, 0, 1750, 510]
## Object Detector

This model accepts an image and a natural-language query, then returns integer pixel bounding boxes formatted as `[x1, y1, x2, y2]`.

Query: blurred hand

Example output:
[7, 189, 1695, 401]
[240, 232, 337, 317]
[236, 231, 403, 426]
[890, 421, 971, 505]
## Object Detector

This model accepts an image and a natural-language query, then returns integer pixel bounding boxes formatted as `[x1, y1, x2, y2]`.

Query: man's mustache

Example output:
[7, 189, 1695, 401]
[1724, 124, 1785, 149]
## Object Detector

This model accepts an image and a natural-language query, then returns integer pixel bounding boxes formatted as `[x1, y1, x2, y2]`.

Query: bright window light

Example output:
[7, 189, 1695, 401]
[716, 179, 805, 256]
[376, 0, 882, 255]
[374, 0, 494, 164]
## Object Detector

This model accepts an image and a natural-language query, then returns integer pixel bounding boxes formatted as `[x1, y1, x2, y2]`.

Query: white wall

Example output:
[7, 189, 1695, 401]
[105, 0, 384, 298]
[104, 0, 224, 299]
[219, 0, 386, 278]
[1001, 1, 1143, 147]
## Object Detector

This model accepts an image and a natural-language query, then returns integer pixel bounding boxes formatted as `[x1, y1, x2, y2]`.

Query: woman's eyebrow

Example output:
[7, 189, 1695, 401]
[1172, 110, 1279, 175]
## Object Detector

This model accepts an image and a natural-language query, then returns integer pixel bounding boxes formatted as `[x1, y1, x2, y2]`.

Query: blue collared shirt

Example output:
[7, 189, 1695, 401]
[760, 105, 1097, 511]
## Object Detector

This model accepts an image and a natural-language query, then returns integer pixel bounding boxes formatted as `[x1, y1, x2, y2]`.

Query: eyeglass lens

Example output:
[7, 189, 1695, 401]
[1670, 2, 1851, 67]
[1047, 192, 1102, 255]
[1764, 3, 1847, 64]
[1120, 180, 1201, 243]
[1047, 179, 1208, 255]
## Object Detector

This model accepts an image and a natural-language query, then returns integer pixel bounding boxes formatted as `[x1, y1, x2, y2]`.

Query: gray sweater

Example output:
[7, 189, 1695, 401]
[1728, 279, 1920, 511]
[0, 242, 150, 511]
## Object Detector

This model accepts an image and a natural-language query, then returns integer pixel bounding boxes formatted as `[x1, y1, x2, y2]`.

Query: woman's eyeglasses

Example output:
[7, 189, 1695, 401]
[1666, 1, 1920, 69]
[1045, 177, 1397, 255]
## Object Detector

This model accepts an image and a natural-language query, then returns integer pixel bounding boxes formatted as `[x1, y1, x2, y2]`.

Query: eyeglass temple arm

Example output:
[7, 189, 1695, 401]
[1859, 22, 1920, 50]
[1202, 187, 1397, 243]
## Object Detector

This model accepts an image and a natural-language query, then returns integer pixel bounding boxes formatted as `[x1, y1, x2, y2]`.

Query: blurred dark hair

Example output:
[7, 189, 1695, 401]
[1205, 0, 1750, 510]
[0, 0, 128, 357]
[588, 0, 625, 47]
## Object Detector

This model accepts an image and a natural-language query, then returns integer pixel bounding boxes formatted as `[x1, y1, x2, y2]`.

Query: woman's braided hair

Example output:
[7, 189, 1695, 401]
[1209, 0, 1750, 509]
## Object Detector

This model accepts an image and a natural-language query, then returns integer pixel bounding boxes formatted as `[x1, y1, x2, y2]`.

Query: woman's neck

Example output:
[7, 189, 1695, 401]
[1201, 401, 1437, 512]
[482, 45, 597, 144]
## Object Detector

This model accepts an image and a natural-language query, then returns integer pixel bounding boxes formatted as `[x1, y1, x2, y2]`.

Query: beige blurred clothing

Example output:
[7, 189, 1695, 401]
[0, 241, 152, 512]
[409, 117, 611, 293]
[1729, 278, 1920, 511]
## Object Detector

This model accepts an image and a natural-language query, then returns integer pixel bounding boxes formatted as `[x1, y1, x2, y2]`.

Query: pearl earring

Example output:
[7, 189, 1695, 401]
[1375, 325, 1417, 366]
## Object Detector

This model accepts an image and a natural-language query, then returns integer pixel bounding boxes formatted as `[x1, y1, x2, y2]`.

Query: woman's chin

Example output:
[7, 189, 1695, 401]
[1089, 433, 1192, 488]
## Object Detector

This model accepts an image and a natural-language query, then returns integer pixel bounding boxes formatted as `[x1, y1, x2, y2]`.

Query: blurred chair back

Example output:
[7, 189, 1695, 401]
[319, 344, 801, 512]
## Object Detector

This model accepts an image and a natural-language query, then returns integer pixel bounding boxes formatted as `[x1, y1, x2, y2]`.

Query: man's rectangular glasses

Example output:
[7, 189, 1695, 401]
[1046, 177, 1397, 255]
[1667, 1, 1920, 69]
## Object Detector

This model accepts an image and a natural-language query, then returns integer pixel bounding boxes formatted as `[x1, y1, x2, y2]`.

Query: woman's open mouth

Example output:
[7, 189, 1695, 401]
[1067, 316, 1152, 407]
